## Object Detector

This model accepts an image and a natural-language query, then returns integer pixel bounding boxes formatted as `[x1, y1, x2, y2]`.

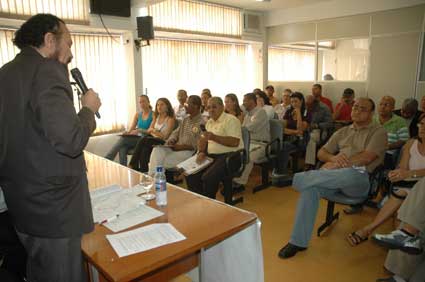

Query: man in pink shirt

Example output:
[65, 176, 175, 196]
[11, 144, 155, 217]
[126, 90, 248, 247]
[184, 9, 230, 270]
[334, 88, 355, 121]
[312, 84, 333, 113]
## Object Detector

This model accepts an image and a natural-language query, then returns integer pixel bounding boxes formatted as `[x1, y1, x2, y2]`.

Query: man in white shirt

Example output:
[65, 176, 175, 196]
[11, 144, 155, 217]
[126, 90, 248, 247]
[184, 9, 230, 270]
[173, 89, 188, 121]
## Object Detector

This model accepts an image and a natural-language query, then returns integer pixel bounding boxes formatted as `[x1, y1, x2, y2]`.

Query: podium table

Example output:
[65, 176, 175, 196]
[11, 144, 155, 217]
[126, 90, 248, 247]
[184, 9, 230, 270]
[82, 152, 259, 282]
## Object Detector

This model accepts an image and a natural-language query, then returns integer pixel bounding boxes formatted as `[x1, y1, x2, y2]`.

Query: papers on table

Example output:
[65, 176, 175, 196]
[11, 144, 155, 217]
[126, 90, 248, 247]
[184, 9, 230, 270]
[90, 184, 122, 199]
[104, 205, 164, 232]
[176, 154, 213, 175]
[106, 223, 186, 258]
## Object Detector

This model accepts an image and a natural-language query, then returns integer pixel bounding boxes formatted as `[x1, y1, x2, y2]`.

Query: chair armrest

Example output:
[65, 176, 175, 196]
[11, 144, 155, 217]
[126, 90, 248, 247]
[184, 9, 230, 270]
[265, 138, 280, 160]
[225, 149, 246, 176]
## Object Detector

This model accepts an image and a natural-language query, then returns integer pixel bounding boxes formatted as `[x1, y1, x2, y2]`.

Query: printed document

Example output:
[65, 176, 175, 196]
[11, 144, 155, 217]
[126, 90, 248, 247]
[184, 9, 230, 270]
[176, 154, 212, 175]
[104, 205, 164, 232]
[107, 223, 186, 257]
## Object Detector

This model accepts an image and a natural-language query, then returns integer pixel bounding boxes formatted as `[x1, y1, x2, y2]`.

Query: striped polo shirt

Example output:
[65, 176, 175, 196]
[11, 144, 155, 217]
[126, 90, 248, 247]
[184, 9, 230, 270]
[374, 114, 409, 144]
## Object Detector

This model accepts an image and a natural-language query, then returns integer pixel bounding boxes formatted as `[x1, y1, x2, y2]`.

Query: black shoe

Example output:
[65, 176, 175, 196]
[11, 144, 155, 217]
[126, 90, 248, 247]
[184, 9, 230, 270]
[343, 204, 363, 215]
[278, 243, 306, 259]
[220, 183, 245, 196]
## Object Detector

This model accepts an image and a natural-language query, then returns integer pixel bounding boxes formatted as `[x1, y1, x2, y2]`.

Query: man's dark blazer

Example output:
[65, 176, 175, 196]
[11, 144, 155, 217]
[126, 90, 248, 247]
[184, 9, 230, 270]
[0, 47, 96, 238]
[394, 109, 424, 138]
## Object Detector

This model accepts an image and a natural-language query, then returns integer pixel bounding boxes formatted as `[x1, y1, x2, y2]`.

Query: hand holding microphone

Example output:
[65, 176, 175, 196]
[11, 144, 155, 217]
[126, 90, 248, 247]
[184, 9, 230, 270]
[70, 68, 101, 118]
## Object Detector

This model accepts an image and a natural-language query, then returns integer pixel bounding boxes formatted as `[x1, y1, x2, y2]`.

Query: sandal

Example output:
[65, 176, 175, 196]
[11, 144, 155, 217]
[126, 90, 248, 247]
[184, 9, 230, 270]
[347, 231, 368, 246]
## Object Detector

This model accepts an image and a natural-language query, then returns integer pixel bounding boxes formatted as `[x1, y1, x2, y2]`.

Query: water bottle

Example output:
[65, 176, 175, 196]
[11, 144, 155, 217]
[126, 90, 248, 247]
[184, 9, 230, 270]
[154, 166, 167, 206]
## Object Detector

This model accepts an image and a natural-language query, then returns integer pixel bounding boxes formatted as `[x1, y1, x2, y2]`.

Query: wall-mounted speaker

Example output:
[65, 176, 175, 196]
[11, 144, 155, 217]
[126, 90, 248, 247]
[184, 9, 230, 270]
[137, 16, 154, 40]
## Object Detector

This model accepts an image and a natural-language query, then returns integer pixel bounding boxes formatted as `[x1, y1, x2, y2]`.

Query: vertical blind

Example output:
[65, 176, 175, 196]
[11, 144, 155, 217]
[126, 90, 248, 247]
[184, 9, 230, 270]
[142, 38, 261, 105]
[268, 47, 315, 81]
[0, 29, 128, 134]
[148, 0, 242, 37]
[0, 0, 89, 23]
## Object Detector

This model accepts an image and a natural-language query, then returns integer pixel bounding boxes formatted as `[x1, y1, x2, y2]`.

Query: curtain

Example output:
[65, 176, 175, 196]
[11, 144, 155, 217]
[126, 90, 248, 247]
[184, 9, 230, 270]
[268, 47, 315, 81]
[141, 38, 261, 106]
[0, 28, 128, 134]
[148, 0, 242, 38]
[0, 0, 89, 23]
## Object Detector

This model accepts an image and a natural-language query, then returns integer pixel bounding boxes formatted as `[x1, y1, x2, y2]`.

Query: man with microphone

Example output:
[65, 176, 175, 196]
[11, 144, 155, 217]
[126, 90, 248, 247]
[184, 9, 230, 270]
[0, 14, 101, 282]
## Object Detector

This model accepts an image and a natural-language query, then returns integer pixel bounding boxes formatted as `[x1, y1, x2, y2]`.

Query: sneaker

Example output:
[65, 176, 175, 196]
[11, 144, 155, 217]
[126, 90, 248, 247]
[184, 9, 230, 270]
[372, 230, 423, 255]
[278, 243, 307, 259]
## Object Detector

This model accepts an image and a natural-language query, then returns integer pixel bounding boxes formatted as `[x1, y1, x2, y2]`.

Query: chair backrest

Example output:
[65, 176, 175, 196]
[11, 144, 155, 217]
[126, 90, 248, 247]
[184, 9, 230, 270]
[368, 165, 385, 199]
[241, 126, 251, 164]
[269, 119, 284, 152]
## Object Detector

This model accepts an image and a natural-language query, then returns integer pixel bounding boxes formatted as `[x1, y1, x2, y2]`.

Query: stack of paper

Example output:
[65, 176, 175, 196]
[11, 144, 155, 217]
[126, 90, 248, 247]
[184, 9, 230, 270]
[106, 223, 186, 257]
[176, 154, 212, 175]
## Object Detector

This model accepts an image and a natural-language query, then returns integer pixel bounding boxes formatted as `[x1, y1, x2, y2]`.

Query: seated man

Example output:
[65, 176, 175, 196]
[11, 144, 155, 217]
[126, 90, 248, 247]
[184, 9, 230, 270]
[394, 98, 424, 138]
[376, 96, 409, 151]
[333, 88, 355, 122]
[312, 83, 333, 113]
[278, 97, 387, 259]
[173, 89, 188, 121]
[185, 97, 243, 199]
[304, 94, 333, 169]
[373, 177, 425, 282]
[148, 95, 203, 176]
[233, 93, 270, 190]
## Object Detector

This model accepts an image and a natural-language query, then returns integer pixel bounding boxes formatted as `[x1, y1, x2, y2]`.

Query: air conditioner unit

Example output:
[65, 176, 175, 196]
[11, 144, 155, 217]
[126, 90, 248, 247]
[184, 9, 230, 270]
[243, 11, 262, 34]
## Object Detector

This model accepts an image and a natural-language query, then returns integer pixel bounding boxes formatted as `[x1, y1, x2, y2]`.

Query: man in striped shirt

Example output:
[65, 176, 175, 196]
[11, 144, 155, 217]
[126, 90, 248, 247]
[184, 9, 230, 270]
[375, 96, 409, 150]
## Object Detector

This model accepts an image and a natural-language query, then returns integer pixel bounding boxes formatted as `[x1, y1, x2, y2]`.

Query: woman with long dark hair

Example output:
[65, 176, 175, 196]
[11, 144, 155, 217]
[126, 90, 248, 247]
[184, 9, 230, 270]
[129, 98, 176, 172]
[106, 95, 153, 165]
[224, 93, 244, 123]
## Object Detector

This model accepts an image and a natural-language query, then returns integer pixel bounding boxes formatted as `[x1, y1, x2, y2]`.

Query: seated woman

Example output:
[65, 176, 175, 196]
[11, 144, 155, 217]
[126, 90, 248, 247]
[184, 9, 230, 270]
[129, 98, 176, 172]
[279, 92, 310, 176]
[347, 113, 425, 246]
[105, 95, 153, 165]
[224, 93, 244, 123]
[201, 88, 212, 123]
[255, 90, 275, 120]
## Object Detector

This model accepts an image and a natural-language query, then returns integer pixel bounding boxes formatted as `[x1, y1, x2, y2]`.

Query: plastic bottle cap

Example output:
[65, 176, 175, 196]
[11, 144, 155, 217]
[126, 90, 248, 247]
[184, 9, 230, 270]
[156, 166, 163, 172]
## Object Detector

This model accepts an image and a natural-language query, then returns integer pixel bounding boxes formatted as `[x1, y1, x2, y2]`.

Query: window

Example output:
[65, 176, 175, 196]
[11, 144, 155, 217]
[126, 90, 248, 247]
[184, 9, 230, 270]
[141, 38, 261, 105]
[318, 38, 369, 81]
[0, 29, 128, 134]
[268, 44, 315, 81]
[0, 0, 89, 23]
[148, 0, 242, 37]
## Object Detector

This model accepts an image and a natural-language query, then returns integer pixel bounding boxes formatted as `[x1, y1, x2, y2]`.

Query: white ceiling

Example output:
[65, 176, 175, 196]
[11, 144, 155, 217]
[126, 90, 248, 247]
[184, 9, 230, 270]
[207, 0, 333, 11]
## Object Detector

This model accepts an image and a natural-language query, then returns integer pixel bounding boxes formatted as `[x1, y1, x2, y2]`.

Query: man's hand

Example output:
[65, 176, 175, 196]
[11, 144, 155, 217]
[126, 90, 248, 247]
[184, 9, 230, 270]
[81, 89, 101, 114]
[167, 139, 177, 146]
[202, 131, 216, 141]
[330, 153, 351, 168]
[321, 162, 340, 170]
[196, 152, 206, 164]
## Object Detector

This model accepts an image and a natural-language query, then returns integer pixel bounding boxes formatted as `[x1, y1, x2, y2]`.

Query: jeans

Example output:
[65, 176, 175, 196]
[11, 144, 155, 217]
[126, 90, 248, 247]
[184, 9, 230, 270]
[105, 135, 140, 165]
[289, 167, 370, 248]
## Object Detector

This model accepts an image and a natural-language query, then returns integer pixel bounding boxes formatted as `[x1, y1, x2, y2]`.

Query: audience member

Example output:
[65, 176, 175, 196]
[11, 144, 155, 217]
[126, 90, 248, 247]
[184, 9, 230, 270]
[376, 96, 409, 150]
[233, 93, 270, 191]
[312, 83, 333, 113]
[323, 74, 334, 80]
[394, 98, 423, 138]
[174, 89, 188, 121]
[256, 90, 275, 119]
[278, 89, 292, 120]
[224, 93, 244, 123]
[148, 95, 203, 176]
[105, 95, 153, 165]
[129, 98, 176, 172]
[185, 97, 243, 199]
[278, 98, 387, 259]
[334, 88, 355, 121]
[347, 113, 425, 246]
[304, 94, 333, 168]
[201, 88, 212, 123]
[265, 85, 279, 105]
[280, 92, 310, 176]
[373, 178, 425, 282]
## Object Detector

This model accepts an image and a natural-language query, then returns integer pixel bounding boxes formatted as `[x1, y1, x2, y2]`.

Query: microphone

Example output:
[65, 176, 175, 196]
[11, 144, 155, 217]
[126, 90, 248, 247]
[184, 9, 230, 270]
[70, 68, 101, 119]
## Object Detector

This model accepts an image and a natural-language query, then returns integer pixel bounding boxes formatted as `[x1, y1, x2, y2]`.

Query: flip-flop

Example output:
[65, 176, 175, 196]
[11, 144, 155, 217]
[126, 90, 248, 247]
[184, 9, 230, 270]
[347, 232, 368, 246]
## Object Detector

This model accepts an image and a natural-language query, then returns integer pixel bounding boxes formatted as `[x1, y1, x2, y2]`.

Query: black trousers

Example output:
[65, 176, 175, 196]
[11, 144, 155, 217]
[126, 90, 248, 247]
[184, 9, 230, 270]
[129, 136, 164, 172]
[0, 211, 26, 281]
[185, 153, 229, 199]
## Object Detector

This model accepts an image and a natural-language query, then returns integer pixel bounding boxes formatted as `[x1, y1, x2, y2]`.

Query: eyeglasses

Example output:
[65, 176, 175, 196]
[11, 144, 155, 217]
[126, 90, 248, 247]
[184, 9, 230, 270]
[352, 105, 371, 113]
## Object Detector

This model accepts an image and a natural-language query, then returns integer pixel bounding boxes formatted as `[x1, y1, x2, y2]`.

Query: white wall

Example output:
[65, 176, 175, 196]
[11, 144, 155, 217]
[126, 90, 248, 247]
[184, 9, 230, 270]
[265, 0, 425, 27]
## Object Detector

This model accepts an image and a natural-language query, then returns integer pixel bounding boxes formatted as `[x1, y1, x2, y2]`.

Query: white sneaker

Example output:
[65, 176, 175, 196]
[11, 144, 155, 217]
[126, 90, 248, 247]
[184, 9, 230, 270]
[372, 230, 423, 255]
